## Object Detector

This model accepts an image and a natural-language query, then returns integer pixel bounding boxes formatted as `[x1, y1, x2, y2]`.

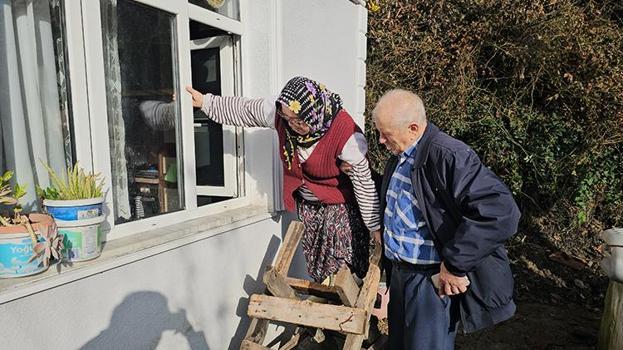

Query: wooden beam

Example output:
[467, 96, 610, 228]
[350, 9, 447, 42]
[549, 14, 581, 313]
[279, 328, 305, 350]
[286, 277, 341, 301]
[247, 294, 367, 335]
[240, 339, 270, 350]
[334, 265, 360, 307]
[263, 266, 298, 299]
[356, 264, 381, 339]
[343, 334, 365, 350]
[274, 221, 305, 275]
[243, 317, 269, 346]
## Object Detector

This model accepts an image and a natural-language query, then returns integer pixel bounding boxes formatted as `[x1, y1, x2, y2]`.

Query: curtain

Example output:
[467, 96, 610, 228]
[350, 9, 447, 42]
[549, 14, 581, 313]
[0, 0, 68, 210]
[101, 0, 130, 220]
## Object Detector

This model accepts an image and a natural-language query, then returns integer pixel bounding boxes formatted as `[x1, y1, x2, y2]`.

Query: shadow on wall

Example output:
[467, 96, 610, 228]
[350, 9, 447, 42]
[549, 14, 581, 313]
[80, 291, 209, 350]
[227, 211, 310, 349]
[227, 233, 282, 349]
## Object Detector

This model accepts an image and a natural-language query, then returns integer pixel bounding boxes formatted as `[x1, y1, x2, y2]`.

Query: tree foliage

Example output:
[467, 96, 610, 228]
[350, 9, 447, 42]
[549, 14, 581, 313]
[366, 0, 623, 260]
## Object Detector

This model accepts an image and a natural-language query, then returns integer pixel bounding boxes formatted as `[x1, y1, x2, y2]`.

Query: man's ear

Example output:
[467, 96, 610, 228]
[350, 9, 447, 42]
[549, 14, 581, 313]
[407, 122, 419, 134]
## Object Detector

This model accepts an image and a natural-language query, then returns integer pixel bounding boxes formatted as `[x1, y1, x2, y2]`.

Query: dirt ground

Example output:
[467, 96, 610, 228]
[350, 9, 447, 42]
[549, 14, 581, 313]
[459, 230, 607, 349]
[456, 302, 601, 349]
[295, 229, 609, 349]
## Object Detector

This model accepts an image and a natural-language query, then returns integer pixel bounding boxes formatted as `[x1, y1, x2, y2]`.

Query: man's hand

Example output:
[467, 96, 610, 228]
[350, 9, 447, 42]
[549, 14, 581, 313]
[437, 261, 470, 297]
[186, 86, 204, 108]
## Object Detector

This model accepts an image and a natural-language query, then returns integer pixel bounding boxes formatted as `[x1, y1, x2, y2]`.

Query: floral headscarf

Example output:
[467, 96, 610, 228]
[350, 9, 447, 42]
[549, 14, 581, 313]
[276, 76, 343, 169]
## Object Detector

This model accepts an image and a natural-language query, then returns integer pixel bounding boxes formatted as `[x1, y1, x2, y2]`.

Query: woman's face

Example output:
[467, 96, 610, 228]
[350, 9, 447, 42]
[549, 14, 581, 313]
[278, 104, 311, 135]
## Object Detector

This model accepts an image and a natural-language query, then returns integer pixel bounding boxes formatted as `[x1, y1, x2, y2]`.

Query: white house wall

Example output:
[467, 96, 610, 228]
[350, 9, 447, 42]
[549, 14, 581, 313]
[0, 1, 366, 349]
[0, 217, 283, 349]
[278, 0, 368, 128]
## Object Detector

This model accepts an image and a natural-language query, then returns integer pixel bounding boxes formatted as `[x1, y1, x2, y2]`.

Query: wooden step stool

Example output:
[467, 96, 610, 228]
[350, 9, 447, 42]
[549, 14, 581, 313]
[241, 221, 383, 350]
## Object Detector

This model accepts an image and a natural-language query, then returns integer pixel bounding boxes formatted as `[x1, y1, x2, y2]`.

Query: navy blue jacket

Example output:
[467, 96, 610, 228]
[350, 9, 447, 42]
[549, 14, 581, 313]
[379, 123, 521, 333]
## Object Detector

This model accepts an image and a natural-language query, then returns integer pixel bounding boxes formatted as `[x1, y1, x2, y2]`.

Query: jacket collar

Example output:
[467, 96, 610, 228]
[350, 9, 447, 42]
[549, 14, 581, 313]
[412, 122, 440, 169]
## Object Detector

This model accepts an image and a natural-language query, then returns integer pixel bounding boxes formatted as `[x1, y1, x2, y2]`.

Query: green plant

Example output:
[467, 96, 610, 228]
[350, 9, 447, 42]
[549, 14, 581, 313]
[366, 0, 623, 287]
[0, 171, 63, 265]
[0, 170, 30, 229]
[37, 162, 105, 200]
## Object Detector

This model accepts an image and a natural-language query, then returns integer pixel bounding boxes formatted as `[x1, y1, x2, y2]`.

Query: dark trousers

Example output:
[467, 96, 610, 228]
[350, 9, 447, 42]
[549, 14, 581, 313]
[388, 262, 460, 350]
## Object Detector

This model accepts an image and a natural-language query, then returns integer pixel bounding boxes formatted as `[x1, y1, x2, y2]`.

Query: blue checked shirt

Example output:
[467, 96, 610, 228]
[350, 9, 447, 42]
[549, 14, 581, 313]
[384, 140, 441, 264]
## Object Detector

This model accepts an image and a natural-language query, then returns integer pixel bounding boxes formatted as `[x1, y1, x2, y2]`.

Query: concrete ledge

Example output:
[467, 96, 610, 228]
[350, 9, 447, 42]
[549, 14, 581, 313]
[0, 205, 275, 304]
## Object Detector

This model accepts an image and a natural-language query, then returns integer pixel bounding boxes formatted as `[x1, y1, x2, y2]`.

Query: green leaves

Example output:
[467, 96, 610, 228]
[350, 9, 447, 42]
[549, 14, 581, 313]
[366, 0, 623, 253]
[40, 162, 105, 200]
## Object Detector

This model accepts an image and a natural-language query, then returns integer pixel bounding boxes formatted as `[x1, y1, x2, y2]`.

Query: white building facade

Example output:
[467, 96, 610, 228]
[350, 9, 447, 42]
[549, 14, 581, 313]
[0, 0, 368, 348]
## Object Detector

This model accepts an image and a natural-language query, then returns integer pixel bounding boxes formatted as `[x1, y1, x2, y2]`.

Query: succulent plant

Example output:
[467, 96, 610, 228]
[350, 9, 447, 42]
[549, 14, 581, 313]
[0, 171, 62, 265]
[27, 215, 63, 267]
[37, 162, 104, 200]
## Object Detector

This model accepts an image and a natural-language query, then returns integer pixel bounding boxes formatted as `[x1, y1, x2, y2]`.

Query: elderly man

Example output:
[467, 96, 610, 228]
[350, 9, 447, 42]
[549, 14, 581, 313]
[373, 89, 520, 349]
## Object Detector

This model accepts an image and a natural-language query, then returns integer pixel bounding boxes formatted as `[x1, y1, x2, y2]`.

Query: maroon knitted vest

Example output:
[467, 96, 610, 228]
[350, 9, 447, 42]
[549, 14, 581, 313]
[276, 110, 361, 211]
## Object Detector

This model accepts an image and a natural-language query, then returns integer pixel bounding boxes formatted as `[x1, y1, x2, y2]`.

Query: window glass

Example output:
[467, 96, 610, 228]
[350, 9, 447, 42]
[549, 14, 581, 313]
[189, 0, 239, 21]
[192, 47, 225, 187]
[0, 0, 73, 209]
[189, 20, 238, 206]
[100, 0, 183, 223]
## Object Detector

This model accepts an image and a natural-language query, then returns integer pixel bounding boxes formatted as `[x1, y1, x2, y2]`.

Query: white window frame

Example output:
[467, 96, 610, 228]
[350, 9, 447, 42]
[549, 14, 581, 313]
[191, 36, 238, 198]
[73, 0, 248, 240]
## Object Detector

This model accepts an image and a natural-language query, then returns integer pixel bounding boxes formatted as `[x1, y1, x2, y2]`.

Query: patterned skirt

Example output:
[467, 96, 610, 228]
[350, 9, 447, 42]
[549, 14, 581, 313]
[296, 198, 371, 282]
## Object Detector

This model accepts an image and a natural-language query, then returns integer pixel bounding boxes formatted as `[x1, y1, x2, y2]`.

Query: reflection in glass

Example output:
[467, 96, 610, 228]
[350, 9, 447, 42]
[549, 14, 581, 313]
[188, 0, 240, 21]
[101, 0, 183, 223]
[192, 47, 224, 187]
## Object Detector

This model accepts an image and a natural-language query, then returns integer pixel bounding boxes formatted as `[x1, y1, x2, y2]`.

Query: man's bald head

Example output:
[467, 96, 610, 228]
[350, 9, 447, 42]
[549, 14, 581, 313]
[372, 89, 427, 128]
[372, 89, 428, 155]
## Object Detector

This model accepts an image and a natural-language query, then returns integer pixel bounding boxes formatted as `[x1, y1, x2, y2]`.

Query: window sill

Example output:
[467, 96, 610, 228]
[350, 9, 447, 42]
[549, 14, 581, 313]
[0, 204, 275, 304]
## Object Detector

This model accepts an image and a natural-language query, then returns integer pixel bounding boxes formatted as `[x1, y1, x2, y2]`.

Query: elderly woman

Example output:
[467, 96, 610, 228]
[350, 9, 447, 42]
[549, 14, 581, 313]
[186, 76, 380, 283]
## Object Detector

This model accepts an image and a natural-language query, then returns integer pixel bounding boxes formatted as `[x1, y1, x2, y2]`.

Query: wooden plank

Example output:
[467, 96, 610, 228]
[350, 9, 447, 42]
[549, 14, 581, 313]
[274, 221, 305, 275]
[356, 264, 381, 339]
[286, 277, 341, 301]
[240, 339, 270, 350]
[343, 334, 365, 350]
[263, 266, 298, 299]
[247, 294, 367, 335]
[243, 317, 269, 345]
[279, 328, 305, 350]
[334, 265, 360, 307]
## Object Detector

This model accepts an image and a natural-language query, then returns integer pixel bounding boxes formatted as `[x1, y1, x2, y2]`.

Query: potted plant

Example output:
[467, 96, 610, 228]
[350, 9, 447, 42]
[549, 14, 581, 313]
[0, 171, 62, 278]
[37, 163, 106, 262]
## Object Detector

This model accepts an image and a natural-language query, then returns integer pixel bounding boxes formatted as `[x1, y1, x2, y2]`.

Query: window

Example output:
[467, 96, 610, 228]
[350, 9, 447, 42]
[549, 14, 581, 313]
[100, 0, 183, 223]
[0, 0, 247, 237]
[0, 0, 73, 209]
[78, 0, 246, 235]
[188, 0, 239, 21]
[189, 21, 239, 205]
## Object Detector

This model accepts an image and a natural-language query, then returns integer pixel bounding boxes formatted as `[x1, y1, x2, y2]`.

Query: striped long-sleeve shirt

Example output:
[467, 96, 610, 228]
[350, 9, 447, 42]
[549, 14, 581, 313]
[200, 93, 381, 232]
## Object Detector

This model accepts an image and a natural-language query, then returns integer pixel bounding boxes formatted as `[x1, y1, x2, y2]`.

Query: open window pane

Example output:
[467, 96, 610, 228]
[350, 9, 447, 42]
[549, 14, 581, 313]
[190, 20, 238, 204]
[0, 0, 73, 210]
[188, 0, 239, 21]
[100, 0, 183, 223]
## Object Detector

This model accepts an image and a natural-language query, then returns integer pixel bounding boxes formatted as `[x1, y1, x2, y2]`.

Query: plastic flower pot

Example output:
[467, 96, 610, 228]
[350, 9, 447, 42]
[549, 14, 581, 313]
[0, 214, 56, 278]
[58, 215, 105, 262]
[43, 197, 104, 221]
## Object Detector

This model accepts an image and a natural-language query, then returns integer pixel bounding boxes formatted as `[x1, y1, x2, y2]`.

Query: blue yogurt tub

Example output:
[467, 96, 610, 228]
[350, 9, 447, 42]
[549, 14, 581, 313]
[0, 234, 46, 278]
[44, 197, 105, 221]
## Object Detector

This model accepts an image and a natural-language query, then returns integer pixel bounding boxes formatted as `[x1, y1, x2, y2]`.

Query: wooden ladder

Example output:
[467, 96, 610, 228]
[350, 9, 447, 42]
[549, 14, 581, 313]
[241, 221, 383, 350]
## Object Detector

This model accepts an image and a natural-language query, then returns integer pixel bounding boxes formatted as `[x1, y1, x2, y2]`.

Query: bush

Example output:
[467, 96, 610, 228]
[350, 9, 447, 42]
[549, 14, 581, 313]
[366, 0, 623, 268]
